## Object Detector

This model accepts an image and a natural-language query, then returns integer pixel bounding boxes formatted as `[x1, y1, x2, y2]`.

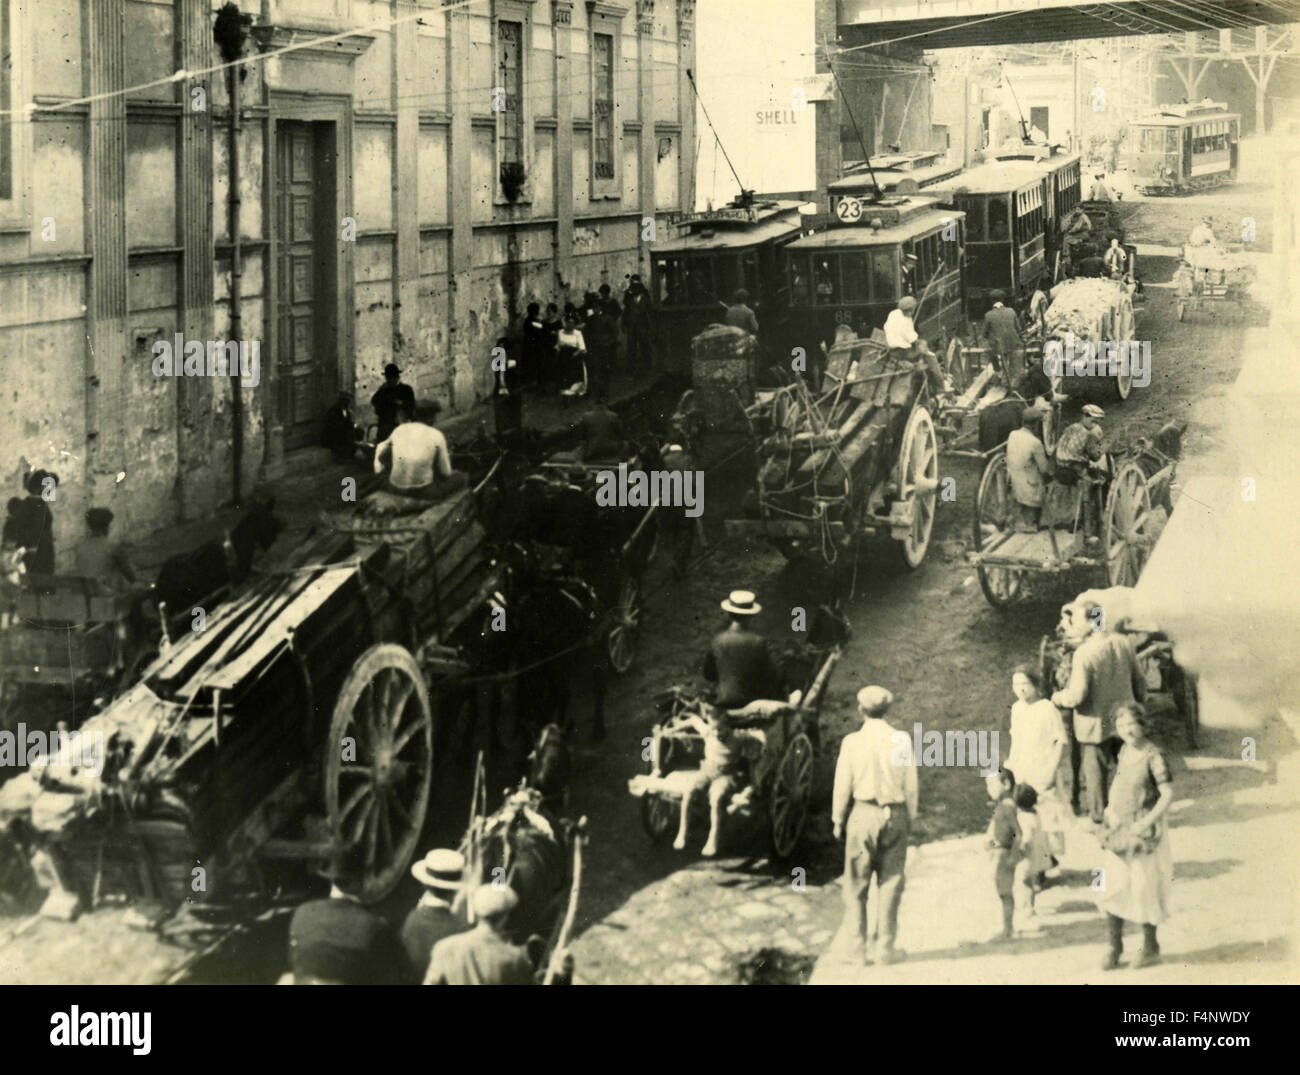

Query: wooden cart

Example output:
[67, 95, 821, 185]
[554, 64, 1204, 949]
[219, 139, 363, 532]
[627, 644, 841, 860]
[971, 430, 1178, 608]
[0, 487, 499, 909]
[724, 335, 940, 568]
[1176, 244, 1256, 323]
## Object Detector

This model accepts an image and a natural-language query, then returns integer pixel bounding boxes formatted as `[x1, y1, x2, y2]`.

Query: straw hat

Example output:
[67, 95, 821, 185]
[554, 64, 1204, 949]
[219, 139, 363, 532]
[721, 590, 762, 616]
[411, 848, 465, 891]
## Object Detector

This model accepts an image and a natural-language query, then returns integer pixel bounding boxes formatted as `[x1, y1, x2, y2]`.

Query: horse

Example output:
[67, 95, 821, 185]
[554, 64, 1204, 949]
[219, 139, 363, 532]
[527, 722, 571, 813]
[154, 495, 282, 616]
[458, 787, 571, 950]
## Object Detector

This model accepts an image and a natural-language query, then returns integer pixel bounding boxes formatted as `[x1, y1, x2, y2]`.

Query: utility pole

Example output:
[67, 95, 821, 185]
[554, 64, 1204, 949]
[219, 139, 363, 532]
[214, 3, 251, 507]
[1072, 43, 1080, 155]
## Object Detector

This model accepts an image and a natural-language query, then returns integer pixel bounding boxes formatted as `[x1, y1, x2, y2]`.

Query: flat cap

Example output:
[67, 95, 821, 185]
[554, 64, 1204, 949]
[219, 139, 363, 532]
[857, 685, 894, 715]
[1082, 403, 1105, 418]
[471, 883, 519, 919]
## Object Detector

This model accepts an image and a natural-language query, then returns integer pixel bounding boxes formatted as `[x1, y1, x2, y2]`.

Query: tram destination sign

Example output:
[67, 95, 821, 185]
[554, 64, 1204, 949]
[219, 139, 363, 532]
[666, 207, 760, 228]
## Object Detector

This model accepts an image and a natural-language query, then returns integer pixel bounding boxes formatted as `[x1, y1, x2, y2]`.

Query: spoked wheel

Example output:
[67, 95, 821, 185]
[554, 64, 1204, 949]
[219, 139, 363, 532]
[972, 453, 1025, 608]
[326, 643, 434, 904]
[606, 573, 642, 674]
[769, 732, 814, 860]
[639, 739, 678, 842]
[892, 406, 940, 569]
[1112, 300, 1135, 401]
[1103, 461, 1155, 588]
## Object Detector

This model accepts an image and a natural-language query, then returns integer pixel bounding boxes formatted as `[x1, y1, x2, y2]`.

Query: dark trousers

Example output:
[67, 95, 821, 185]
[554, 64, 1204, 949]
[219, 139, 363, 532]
[1079, 742, 1108, 823]
[587, 345, 613, 401]
[627, 329, 655, 370]
[493, 393, 522, 437]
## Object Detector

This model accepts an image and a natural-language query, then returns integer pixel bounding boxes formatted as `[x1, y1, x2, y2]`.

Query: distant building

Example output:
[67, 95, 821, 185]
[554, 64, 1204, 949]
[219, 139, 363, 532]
[0, 0, 696, 549]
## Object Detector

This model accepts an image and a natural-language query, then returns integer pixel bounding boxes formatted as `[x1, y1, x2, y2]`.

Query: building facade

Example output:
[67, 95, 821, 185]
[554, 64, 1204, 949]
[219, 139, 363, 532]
[0, 0, 696, 557]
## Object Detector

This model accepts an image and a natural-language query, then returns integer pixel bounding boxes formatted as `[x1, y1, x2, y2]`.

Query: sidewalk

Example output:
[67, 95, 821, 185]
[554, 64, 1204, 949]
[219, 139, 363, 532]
[810, 722, 1299, 985]
[121, 366, 669, 580]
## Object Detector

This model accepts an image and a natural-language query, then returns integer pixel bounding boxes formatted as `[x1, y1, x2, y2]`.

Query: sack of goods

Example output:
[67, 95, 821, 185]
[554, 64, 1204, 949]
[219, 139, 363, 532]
[1045, 278, 1128, 341]
[691, 324, 759, 431]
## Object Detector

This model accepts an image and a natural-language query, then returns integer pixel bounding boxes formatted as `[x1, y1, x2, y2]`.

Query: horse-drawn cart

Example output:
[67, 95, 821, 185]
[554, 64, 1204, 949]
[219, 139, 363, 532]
[971, 425, 1180, 608]
[0, 487, 499, 910]
[725, 334, 940, 568]
[628, 642, 842, 860]
[1176, 244, 1257, 323]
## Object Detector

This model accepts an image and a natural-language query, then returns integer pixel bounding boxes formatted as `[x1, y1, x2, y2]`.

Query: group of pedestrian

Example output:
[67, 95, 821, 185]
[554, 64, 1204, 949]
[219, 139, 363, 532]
[831, 587, 1174, 971]
[284, 844, 568, 985]
[512, 276, 657, 405]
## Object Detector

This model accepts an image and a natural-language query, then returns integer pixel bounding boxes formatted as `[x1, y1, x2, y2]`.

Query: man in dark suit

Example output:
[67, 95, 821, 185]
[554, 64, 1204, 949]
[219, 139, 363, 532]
[370, 362, 416, 444]
[400, 849, 467, 984]
[286, 846, 404, 985]
[702, 590, 783, 709]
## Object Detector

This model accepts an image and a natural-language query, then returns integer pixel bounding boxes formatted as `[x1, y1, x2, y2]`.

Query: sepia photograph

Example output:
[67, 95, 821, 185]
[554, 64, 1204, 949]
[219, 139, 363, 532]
[0, 0, 1297, 1038]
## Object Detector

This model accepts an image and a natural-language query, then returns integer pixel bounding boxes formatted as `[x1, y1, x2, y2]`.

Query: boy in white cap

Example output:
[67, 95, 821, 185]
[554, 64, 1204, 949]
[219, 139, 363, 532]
[425, 884, 534, 985]
[832, 686, 917, 965]
[401, 849, 467, 983]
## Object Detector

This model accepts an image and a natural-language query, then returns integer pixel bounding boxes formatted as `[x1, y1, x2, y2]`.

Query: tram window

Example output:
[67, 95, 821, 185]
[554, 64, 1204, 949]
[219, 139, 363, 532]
[813, 256, 839, 303]
[841, 252, 869, 302]
[962, 199, 984, 242]
[942, 230, 961, 271]
[656, 257, 683, 306]
[742, 253, 759, 299]
[988, 197, 1010, 241]
[790, 254, 811, 305]
[686, 259, 715, 304]
[871, 250, 897, 301]
[710, 256, 737, 301]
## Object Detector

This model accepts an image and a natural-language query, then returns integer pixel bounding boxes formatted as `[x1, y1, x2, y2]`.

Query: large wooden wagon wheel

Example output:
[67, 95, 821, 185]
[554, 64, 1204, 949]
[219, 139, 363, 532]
[639, 737, 678, 842]
[605, 572, 642, 675]
[769, 731, 814, 860]
[892, 406, 940, 569]
[326, 643, 434, 904]
[1110, 297, 1135, 401]
[972, 453, 1025, 608]
[1103, 462, 1155, 588]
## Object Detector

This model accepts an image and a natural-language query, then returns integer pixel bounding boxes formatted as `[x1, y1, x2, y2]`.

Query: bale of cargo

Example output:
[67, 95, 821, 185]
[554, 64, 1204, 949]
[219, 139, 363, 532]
[691, 323, 758, 433]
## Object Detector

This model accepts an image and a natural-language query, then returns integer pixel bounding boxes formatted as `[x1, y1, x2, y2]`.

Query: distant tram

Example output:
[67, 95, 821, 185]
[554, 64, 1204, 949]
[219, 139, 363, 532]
[1125, 101, 1239, 195]
[783, 193, 966, 354]
[650, 195, 805, 365]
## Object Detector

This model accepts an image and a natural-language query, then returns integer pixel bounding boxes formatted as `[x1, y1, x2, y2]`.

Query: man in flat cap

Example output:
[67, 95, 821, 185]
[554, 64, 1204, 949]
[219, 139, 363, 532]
[832, 686, 917, 965]
[1055, 403, 1107, 543]
[425, 884, 534, 985]
[1004, 406, 1053, 531]
[401, 848, 468, 983]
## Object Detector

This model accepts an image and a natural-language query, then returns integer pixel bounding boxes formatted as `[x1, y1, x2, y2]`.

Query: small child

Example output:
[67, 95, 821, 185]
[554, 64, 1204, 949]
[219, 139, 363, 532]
[985, 767, 1021, 942]
[1013, 783, 1053, 930]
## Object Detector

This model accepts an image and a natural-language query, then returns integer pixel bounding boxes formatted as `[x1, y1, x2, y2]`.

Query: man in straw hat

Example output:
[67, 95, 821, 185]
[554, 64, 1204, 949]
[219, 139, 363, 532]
[401, 848, 468, 983]
[702, 590, 783, 711]
[832, 686, 917, 965]
[425, 883, 534, 985]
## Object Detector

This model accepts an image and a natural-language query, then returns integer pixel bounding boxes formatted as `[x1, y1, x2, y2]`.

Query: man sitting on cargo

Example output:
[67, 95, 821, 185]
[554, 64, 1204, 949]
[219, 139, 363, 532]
[1187, 217, 1216, 247]
[883, 295, 945, 394]
[373, 399, 468, 502]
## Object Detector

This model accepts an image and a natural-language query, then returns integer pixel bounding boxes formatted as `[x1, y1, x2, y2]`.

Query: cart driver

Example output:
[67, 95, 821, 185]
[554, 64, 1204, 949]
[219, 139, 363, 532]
[883, 296, 945, 395]
[702, 590, 783, 711]
[1188, 217, 1216, 247]
[1054, 403, 1107, 544]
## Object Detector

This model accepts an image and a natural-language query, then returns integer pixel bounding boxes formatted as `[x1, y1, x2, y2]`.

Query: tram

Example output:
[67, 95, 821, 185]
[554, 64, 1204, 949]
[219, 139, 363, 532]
[783, 193, 966, 355]
[650, 194, 805, 366]
[1125, 101, 1239, 195]
[830, 149, 964, 203]
[927, 148, 1080, 314]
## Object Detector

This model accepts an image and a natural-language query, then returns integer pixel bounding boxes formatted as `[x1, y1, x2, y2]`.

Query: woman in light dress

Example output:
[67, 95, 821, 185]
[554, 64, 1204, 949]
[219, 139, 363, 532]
[1099, 702, 1175, 970]
[1004, 666, 1068, 865]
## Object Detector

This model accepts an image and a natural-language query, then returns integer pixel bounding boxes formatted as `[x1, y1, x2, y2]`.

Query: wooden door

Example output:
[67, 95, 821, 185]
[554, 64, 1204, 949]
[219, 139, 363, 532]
[276, 121, 335, 450]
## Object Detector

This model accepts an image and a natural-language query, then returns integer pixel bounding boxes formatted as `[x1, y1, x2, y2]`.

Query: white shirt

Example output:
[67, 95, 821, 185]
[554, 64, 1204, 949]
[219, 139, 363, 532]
[883, 308, 918, 350]
[374, 421, 453, 489]
[1004, 698, 1067, 792]
[557, 328, 586, 351]
[832, 718, 919, 824]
